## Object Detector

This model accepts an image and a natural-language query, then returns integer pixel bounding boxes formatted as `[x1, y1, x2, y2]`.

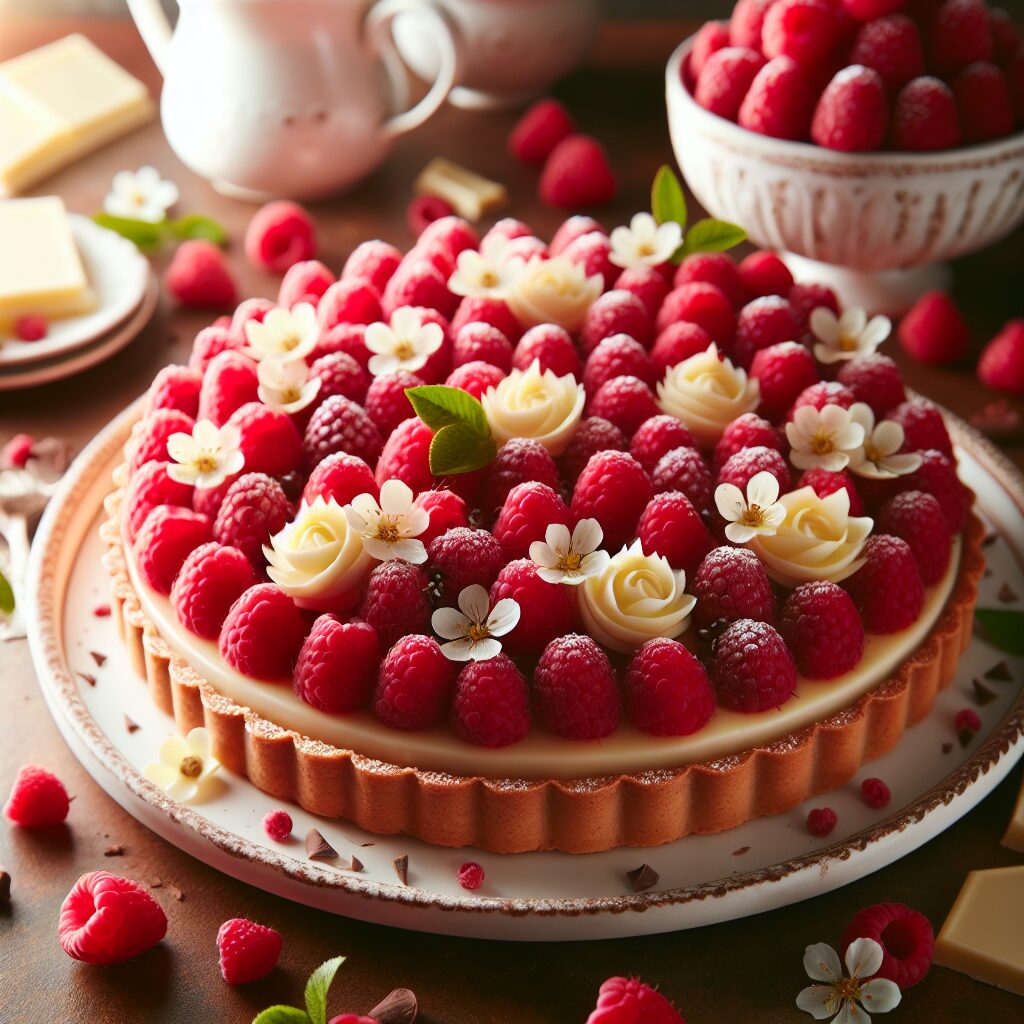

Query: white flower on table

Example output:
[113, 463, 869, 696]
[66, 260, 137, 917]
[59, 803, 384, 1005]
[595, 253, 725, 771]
[811, 306, 891, 365]
[257, 356, 321, 415]
[143, 727, 220, 802]
[529, 518, 609, 585]
[103, 166, 179, 223]
[165, 419, 244, 490]
[431, 584, 521, 662]
[796, 938, 901, 1023]
[609, 212, 682, 270]
[448, 236, 524, 300]
[786, 404, 865, 473]
[847, 404, 923, 481]
[364, 306, 444, 376]
[344, 479, 429, 564]
[245, 303, 319, 362]
[714, 470, 786, 544]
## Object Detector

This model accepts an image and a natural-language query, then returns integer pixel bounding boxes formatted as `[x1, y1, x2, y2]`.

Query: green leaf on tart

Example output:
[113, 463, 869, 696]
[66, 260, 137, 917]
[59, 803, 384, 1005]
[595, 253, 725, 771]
[0, 568, 13, 615]
[975, 607, 1024, 655]
[680, 218, 747, 256]
[428, 421, 498, 477]
[92, 213, 165, 250]
[252, 1007, 311, 1024]
[304, 955, 346, 1024]
[406, 384, 497, 475]
[406, 385, 489, 436]
[651, 165, 688, 229]
[168, 213, 228, 246]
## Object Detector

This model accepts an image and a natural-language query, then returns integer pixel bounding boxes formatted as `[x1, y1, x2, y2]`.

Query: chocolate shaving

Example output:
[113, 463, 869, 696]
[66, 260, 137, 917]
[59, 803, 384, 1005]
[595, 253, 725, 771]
[76, 671, 96, 687]
[369, 988, 418, 1024]
[982, 532, 998, 549]
[0, 869, 10, 903]
[985, 660, 1013, 682]
[124, 714, 140, 734]
[306, 828, 337, 860]
[625, 862, 659, 893]
[103, 844, 125, 857]
[958, 727, 977, 749]
[93, 604, 111, 617]
[972, 679, 999, 707]
[349, 855, 364, 873]
[941, 742, 954, 754]
[391, 854, 409, 885]
[89, 650, 107, 667]
[998, 582, 1018, 603]
[732, 846, 751, 856]
[359, 842, 375, 848]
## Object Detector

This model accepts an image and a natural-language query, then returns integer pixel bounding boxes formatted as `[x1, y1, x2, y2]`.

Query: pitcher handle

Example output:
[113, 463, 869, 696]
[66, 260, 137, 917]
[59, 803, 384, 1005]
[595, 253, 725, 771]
[366, 0, 458, 140]
[126, 0, 175, 76]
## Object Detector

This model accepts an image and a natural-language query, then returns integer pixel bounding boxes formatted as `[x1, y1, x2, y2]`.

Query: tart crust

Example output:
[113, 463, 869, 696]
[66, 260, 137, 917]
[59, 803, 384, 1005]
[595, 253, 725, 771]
[101, 467, 985, 854]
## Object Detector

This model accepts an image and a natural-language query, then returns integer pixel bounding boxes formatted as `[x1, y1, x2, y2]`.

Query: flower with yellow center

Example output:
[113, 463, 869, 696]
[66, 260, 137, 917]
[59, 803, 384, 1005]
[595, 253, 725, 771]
[143, 727, 220, 802]
[847, 403, 923, 480]
[529, 518, 609, 585]
[506, 255, 603, 333]
[432, 584, 521, 662]
[256, 356, 321, 414]
[796, 938, 901, 1023]
[165, 419, 244, 490]
[447, 236, 524, 300]
[245, 303, 320, 362]
[343, 479, 429, 563]
[363, 306, 444, 376]
[786, 404, 865, 473]
[104, 165, 178, 223]
[811, 306, 891, 364]
[609, 212, 682, 270]
[714, 471, 787, 544]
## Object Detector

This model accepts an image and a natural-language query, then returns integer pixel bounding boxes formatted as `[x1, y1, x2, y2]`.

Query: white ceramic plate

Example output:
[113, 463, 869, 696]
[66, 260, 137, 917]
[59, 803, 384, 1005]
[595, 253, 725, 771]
[0, 215, 150, 368]
[25, 405, 1024, 940]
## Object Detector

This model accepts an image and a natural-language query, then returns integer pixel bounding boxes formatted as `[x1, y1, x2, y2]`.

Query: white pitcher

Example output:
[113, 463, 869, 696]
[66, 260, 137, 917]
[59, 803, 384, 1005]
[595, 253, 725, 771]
[127, 0, 458, 200]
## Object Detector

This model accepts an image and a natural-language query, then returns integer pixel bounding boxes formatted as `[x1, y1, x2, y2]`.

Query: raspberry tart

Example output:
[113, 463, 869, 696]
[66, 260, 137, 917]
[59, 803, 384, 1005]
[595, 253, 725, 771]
[103, 212, 983, 853]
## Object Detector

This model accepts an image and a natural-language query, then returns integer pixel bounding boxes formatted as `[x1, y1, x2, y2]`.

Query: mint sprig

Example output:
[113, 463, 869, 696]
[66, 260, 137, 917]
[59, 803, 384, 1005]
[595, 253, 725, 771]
[253, 956, 346, 1024]
[406, 385, 497, 476]
[650, 165, 746, 264]
[0, 568, 14, 616]
[92, 212, 227, 251]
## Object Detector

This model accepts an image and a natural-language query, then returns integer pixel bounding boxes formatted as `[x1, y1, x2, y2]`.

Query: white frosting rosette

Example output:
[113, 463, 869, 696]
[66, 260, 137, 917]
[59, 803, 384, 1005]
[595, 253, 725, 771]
[578, 539, 696, 654]
[506, 255, 603, 333]
[264, 496, 373, 610]
[656, 344, 760, 448]
[482, 359, 584, 456]
[749, 486, 873, 588]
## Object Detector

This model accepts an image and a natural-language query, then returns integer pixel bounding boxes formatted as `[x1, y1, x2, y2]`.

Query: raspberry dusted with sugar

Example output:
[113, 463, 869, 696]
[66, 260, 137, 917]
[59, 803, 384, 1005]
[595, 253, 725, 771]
[571, 450, 653, 551]
[14, 314, 47, 341]
[861, 777, 892, 810]
[878, 490, 951, 585]
[490, 559, 576, 655]
[374, 416, 433, 494]
[129, 408, 195, 473]
[278, 260, 334, 309]
[414, 488, 468, 548]
[59, 872, 167, 964]
[656, 282, 737, 348]
[316, 279, 381, 330]
[781, 581, 865, 679]
[427, 527, 506, 603]
[450, 295, 521, 343]
[550, 214, 606, 256]
[1, 432, 34, 468]
[750, 342, 819, 422]
[806, 806, 838, 837]
[738, 55, 816, 141]
[889, 400, 953, 458]
[539, 134, 618, 209]
[630, 415, 698, 472]
[956, 62, 1015, 143]
[850, 15, 925, 91]
[481, 438, 561, 516]
[513, 324, 581, 378]
[122, 461, 193, 544]
[509, 97, 574, 163]
[171, 542, 258, 640]
[4, 764, 69, 827]
[217, 917, 282, 985]
[304, 394, 383, 471]
[733, 296, 801, 368]
[493, 481, 572, 561]
[198, 350, 259, 426]
[134, 506, 212, 595]
[374, 634, 454, 730]
[695, 47, 766, 120]
[762, 0, 842, 65]
[730, 0, 776, 49]
[692, 546, 776, 629]
[847, 534, 925, 634]
[788, 379, 856, 418]
[929, 0, 993, 76]
[617, 264, 671, 319]
[837, 354, 906, 418]
[901, 449, 967, 533]
[716, 444, 792, 494]
[214, 473, 292, 568]
[812, 66, 888, 152]
[738, 251, 793, 299]
[842, 903, 935, 988]
[381, 259, 453, 320]
[580, 290, 652, 355]
[978, 320, 1024, 396]
[691, 20, 731, 78]
[303, 452, 377, 507]
[310, 350, 371, 408]
[245, 200, 316, 273]
[898, 291, 970, 366]
[342, 240, 402, 294]
[636, 491, 713, 574]
[563, 416, 628, 483]
[262, 809, 293, 842]
[452, 322, 513, 372]
[586, 976, 685, 1024]
[798, 467, 865, 516]
[711, 619, 797, 712]
[361, 561, 432, 650]
[166, 240, 237, 309]
[675, 252, 746, 309]
[588, 376, 660, 438]
[294, 616, 381, 713]
[219, 583, 308, 680]
[892, 76, 962, 151]
[452, 653, 531, 747]
[535, 634, 621, 740]
[445, 360, 505, 399]
[562, 230, 618, 291]
[584, 335, 657, 394]
[145, 364, 202, 418]
[229, 402, 304, 479]
[650, 322, 713, 375]
[626, 638, 716, 737]
[843, 0, 905, 17]
[364, 369, 423, 436]
[788, 282, 839, 336]
[456, 861, 486, 890]
[652, 446, 713, 511]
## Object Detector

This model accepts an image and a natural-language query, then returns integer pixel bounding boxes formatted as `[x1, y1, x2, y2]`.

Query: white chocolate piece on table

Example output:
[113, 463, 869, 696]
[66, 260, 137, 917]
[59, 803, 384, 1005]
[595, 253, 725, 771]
[414, 157, 508, 221]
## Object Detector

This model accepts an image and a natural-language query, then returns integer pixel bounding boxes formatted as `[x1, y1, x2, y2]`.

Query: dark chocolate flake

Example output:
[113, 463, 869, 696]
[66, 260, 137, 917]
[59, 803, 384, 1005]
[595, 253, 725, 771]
[625, 862, 659, 893]
[124, 715, 140, 734]
[369, 988, 418, 1024]
[349, 855, 364, 873]
[391, 854, 409, 885]
[0, 869, 10, 903]
[89, 650, 107, 667]
[732, 846, 751, 856]
[306, 828, 337, 861]
[998, 582, 1019, 604]
[958, 727, 977, 749]
[982, 532, 998, 549]
[972, 679, 999, 707]
[76, 671, 97, 687]
[985, 660, 1014, 682]
[941, 742, 954, 754]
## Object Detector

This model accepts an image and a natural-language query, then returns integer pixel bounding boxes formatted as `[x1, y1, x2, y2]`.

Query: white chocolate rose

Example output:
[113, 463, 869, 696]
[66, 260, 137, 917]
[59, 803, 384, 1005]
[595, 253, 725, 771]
[656, 344, 760, 448]
[264, 496, 373, 610]
[482, 359, 584, 456]
[749, 486, 873, 588]
[506, 255, 603, 333]
[578, 539, 696, 654]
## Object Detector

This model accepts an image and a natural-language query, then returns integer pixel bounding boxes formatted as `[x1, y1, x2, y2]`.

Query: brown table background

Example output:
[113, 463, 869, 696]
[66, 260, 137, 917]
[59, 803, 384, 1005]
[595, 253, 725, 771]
[1, 15, 1023, 1024]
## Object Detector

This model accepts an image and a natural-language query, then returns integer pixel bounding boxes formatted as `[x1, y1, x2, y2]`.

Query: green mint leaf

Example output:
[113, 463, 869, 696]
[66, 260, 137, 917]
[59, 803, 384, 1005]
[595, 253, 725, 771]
[304, 956, 346, 1024]
[0, 569, 13, 616]
[92, 213, 165, 250]
[406, 385, 488, 437]
[651, 165, 688, 228]
[679, 218, 747, 258]
[975, 608, 1024, 655]
[168, 213, 228, 246]
[252, 1007, 310, 1024]
[429, 422, 498, 476]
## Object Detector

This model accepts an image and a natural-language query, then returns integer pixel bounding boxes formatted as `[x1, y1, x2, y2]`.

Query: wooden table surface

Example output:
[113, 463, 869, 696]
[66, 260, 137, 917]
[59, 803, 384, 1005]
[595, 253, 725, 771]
[1, 14, 1023, 1024]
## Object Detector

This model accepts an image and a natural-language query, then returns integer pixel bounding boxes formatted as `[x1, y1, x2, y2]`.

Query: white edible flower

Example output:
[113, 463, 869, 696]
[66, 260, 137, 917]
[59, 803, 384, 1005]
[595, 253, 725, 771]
[432, 584, 520, 662]
[609, 212, 683, 270]
[103, 165, 179, 223]
[143, 727, 219, 802]
[811, 306, 891, 365]
[344, 479, 429, 564]
[245, 303, 320, 362]
[364, 306, 444, 376]
[257, 356, 321, 414]
[714, 471, 786, 544]
[786, 404, 866, 473]
[448, 236, 524, 300]
[796, 938, 901, 1023]
[529, 519, 609, 585]
[165, 419, 244, 490]
[847, 403, 923, 480]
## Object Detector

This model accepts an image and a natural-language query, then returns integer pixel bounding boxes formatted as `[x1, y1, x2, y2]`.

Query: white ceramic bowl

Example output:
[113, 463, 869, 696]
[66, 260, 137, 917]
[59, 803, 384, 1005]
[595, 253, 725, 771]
[666, 38, 1024, 312]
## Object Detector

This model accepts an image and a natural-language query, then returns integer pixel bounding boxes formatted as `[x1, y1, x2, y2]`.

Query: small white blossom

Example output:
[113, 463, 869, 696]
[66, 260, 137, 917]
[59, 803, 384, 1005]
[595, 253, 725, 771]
[143, 728, 220, 802]
[344, 479, 429, 564]
[257, 356, 321, 414]
[529, 519, 609, 585]
[165, 419, 244, 490]
[245, 303, 319, 362]
[364, 306, 444, 376]
[714, 471, 787, 544]
[448, 236, 524, 300]
[796, 939, 901, 1024]
[432, 584, 520, 662]
[848, 403, 923, 481]
[609, 212, 683, 270]
[103, 166, 179, 223]
[811, 306, 891, 365]
[786, 404, 866, 473]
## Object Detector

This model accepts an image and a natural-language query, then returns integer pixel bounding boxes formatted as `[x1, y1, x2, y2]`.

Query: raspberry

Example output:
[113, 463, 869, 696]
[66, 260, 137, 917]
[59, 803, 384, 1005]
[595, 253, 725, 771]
[580, 290, 652, 355]
[509, 97, 574, 163]
[122, 461, 194, 543]
[427, 527, 505, 602]
[692, 20, 733, 78]
[652, 446, 713, 511]
[695, 47, 766, 120]
[363, 369, 423, 436]
[407, 194, 454, 237]
[278, 260, 335, 309]
[849, 15, 924, 90]
[586, 976, 685, 1024]
[229, 297, 276, 346]
[501, 232, 549, 263]
[731, 0, 777, 49]
[797, 467, 865, 515]
[1, 432, 34, 468]
[135, 506, 212, 595]
[245, 200, 316, 273]
[418, 215, 479, 262]
[716, 444, 792, 493]
[626, 638, 716, 736]
[219, 583, 308, 679]
[630, 415, 698, 471]
[900, 449, 967, 532]
[763, 0, 842, 64]
[549, 215, 606, 256]
[483, 218, 533, 246]
[733, 296, 800, 368]
[456, 861, 486, 890]
[616, 264, 671, 319]
[843, 0, 905, 17]
[13, 313, 46, 340]
[847, 534, 925, 633]
[293, 615, 381, 712]
[842, 903, 934, 988]
[452, 322, 513, 372]
[481, 438, 561, 516]
[861, 777, 892, 809]
[450, 296, 522, 343]
[899, 291, 970, 366]
[313, 322, 370, 367]
[534, 634, 621, 740]
[342, 241, 401, 295]
[877, 490, 951, 584]
[490, 559, 575, 654]
[262, 809, 293, 841]
[452, 653, 531, 747]
[145, 364, 202, 418]
[738, 55, 816, 140]
[165, 240, 237, 309]
[636, 491, 713, 574]
[928, 0, 993, 76]
[837, 354, 906, 417]
[585, 335, 657, 394]
[750, 342, 818, 422]
[562, 416, 628, 483]
[539, 134, 617, 208]
[513, 324, 581, 378]
[214, 473, 293, 568]
[788, 379, 856, 418]
[4, 764, 69, 826]
[991, 8, 1022, 62]
[58, 872, 167, 964]
[381, 259, 454, 320]
[197, 351, 259, 427]
[978, 320, 1024, 396]
[888, 400, 953, 457]
[129, 408, 196, 473]
[953, 62, 1015, 143]
[561, 230, 620, 291]
[328, 1017, 378, 1024]
[413, 488, 468, 546]
[374, 634, 454, 729]
[217, 918, 282, 985]
[674, 252, 746, 309]
[571, 450, 653, 551]
[171, 542, 257, 639]
[712, 619, 796, 712]
[303, 452, 378, 507]
[788, 282, 839, 336]
[781, 580, 865, 678]
[310, 351, 371, 408]
[738, 251, 793, 299]
[656, 283, 736, 349]
[374, 416, 433, 493]
[228, 402, 304, 478]
[304, 395, 383, 470]
[812, 66, 888, 152]
[445, 360, 506, 400]
[359, 561, 432, 650]
[588, 376, 660, 437]
[650, 321, 714, 374]
[493, 481, 572, 560]
[316, 279, 381, 331]
[806, 806, 838, 837]
[692, 546, 776, 629]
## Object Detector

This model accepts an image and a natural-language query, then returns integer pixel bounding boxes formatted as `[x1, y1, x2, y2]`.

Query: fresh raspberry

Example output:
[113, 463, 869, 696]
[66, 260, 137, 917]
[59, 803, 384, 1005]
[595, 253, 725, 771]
[812, 66, 888, 152]
[928, 0, 993, 76]
[750, 342, 818, 421]
[374, 634, 454, 729]
[630, 415, 698, 471]
[262, 809, 293, 841]
[309, 351, 371, 409]
[171, 542, 257, 639]
[442, 360, 504, 401]
[513, 324, 581, 378]
[122, 461, 194, 543]
[561, 230, 620, 291]
[806, 806, 838, 837]
[363, 369, 423, 436]
[843, 0, 905, 17]
[588, 376, 660, 437]
[482, 218, 534, 246]
[293, 615, 381, 712]
[586, 976, 685, 1024]
[738, 251, 793, 299]
[650, 321, 714, 374]
[219, 583, 308, 679]
[652, 446, 713, 511]
[534, 634, 621, 739]
[312, 322, 370, 367]
[539, 134, 617, 208]
[1, 432, 34, 468]
[781, 580, 865, 678]
[953, 62, 1015, 143]
[626, 637, 716, 736]
[763, 0, 842, 64]
[198, 350, 259, 426]
[413, 488, 468, 547]
[303, 452, 378, 507]
[1005, 51, 1024, 121]
[4, 764, 69, 826]
[849, 15, 924, 90]
[878, 490, 951, 584]
[562, 416, 628, 483]
[899, 291, 970, 365]
[733, 296, 800, 368]
[842, 903, 935, 988]
[452, 322, 513, 372]
[418, 215, 479, 262]
[692, 20, 733, 78]
[695, 47, 766, 120]
[13, 313, 47, 340]
[214, 473, 293, 568]
[837, 354, 906, 417]
[245, 200, 316, 273]
[738, 55, 816, 140]
[456, 861, 486, 890]
[584, 335, 657, 394]
[481, 438, 561, 516]
[129, 408, 196, 473]
[316, 279, 382, 330]
[509, 97, 574, 163]
[656, 283, 736, 349]
[978, 320, 1024, 396]
[406, 194, 455, 237]
[278, 260, 335, 309]
[359, 561, 432, 650]
[493, 482, 572, 561]
[165, 240, 237, 309]
[636, 491, 713, 573]
[847, 534, 925, 633]
[145, 364, 202, 418]
[58, 872, 167, 964]
[503, 233, 549, 263]
[570, 450, 653, 551]
[549, 215, 606, 256]
[797, 467, 865, 515]
[490, 559, 575, 654]
[716, 444, 792, 494]
[616, 263, 672, 319]
[217, 917, 282, 985]
[229, 297, 275, 346]
[730, 0, 777, 49]
[341, 241, 402, 294]
[991, 8, 1022, 61]
[327, 1017, 378, 1024]
[135, 506, 212, 595]
[191, 478, 236, 520]
[228, 402, 304, 478]
[861, 777, 892, 809]
[692, 546, 776, 628]
[581, 290, 652, 355]
[450, 296, 522, 343]
[427, 527, 506, 603]
[888, 400, 953, 457]
[374, 416, 433, 493]
[452, 653, 532, 747]
[304, 395, 383, 470]
[788, 379, 856, 418]
[787, 282, 839, 336]
[899, 448, 967, 532]
[674, 252, 746, 309]
[381, 259, 454, 320]
[712, 619, 796, 712]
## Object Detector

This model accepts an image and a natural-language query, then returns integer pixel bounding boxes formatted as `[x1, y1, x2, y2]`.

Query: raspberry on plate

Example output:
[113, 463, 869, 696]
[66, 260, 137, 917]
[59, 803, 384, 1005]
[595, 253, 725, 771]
[586, 976, 685, 1024]
[214, 472, 293, 569]
[877, 490, 951, 584]
[562, 416, 628, 484]
[217, 917, 282, 985]
[841, 903, 935, 988]
[711, 619, 797, 712]
[294, 615, 381, 712]
[452, 653, 531, 747]
[539, 134, 617, 209]
[636, 490, 713, 574]
[733, 295, 801, 368]
[898, 290, 970, 366]
[490, 559, 576, 654]
[811, 65, 889, 152]
[630, 415, 698, 472]
[738, 55, 816, 140]
[245, 200, 316, 273]
[456, 860, 486, 890]
[692, 545, 776, 629]
[171, 542, 258, 640]
[626, 638, 716, 736]
[650, 321, 714, 375]
[584, 335, 657, 394]
[652, 446, 713, 511]
[847, 534, 925, 633]
[427, 527, 506, 603]
[304, 394, 384, 471]
[534, 634, 621, 740]
[509, 97, 574, 164]
[738, 251, 793, 299]
[262, 809, 292, 841]
[219, 583, 308, 680]
[134, 505, 212, 595]
[373, 634, 454, 730]
[806, 806, 838, 837]
[580, 289, 652, 355]
[303, 452, 378, 507]
[695, 47, 766, 120]
[781, 580, 865, 678]
[861, 776, 892, 809]
[513, 323, 581, 378]
[836, 353, 906, 418]
[587, 376, 660, 438]
[4, 764, 69, 827]
[122, 460, 194, 544]
[849, 14, 925, 91]
[762, 0, 842, 65]
[750, 341, 819, 422]
[481, 438, 561, 517]
[571, 450, 653, 551]
[361, 561, 432, 649]
[977, 320, 1024, 396]
[493, 481, 573, 561]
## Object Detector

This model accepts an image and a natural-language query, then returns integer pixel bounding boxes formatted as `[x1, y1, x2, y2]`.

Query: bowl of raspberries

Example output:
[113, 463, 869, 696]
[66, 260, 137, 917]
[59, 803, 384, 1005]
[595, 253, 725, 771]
[666, 0, 1024, 313]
